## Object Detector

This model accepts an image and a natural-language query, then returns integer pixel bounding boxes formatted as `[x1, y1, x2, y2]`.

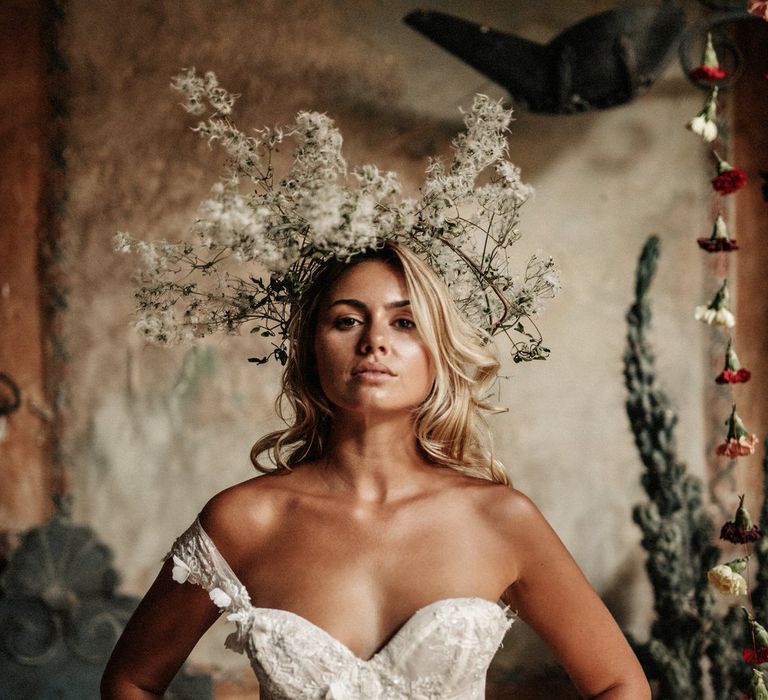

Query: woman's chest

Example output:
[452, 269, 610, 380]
[235, 509, 511, 628]
[248, 506, 511, 602]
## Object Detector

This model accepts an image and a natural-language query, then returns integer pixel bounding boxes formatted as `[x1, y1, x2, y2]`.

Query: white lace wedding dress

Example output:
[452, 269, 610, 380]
[168, 519, 515, 700]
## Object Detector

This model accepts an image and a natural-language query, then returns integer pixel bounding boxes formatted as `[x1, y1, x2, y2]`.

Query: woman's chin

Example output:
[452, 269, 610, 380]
[334, 395, 421, 417]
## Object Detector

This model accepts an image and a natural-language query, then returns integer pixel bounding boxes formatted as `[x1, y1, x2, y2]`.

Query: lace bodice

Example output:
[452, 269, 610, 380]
[167, 519, 515, 699]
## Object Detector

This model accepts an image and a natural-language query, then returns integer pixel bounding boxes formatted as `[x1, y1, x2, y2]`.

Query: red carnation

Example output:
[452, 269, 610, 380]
[697, 214, 738, 252]
[715, 342, 751, 384]
[716, 368, 751, 384]
[712, 166, 747, 195]
[690, 33, 727, 83]
[721, 521, 762, 543]
[743, 646, 768, 665]
[721, 494, 763, 543]
[689, 65, 727, 81]
[697, 237, 738, 252]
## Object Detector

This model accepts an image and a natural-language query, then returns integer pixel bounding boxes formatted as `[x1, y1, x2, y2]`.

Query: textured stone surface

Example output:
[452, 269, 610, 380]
[56, 0, 711, 685]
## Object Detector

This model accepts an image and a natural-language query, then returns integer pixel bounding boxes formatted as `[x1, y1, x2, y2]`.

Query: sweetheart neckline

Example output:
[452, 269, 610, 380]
[192, 518, 514, 663]
[249, 596, 512, 664]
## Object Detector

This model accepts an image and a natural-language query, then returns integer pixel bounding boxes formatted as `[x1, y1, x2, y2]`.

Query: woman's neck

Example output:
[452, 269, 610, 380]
[318, 413, 434, 503]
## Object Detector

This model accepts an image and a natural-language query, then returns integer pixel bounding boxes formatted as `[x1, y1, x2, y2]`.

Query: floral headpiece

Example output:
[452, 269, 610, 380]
[116, 69, 560, 365]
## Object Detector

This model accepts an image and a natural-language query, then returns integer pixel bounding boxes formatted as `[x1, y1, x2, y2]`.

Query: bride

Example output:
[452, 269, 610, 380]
[101, 241, 650, 699]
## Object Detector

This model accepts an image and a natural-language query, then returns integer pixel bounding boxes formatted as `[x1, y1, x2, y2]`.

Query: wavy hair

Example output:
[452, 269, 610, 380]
[250, 241, 510, 485]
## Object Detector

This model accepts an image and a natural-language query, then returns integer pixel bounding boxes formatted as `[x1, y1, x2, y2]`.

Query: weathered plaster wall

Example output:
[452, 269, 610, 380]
[0, 1, 55, 533]
[58, 0, 710, 684]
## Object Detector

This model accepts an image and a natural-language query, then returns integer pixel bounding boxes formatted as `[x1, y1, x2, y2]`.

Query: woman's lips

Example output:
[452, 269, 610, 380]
[352, 362, 395, 376]
[351, 367, 396, 382]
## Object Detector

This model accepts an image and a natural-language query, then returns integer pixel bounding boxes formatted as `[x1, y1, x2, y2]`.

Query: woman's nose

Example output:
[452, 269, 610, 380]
[358, 321, 389, 355]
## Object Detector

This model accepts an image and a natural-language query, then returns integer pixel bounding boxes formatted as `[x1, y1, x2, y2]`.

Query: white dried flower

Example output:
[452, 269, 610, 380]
[170, 67, 208, 115]
[113, 231, 132, 252]
[118, 73, 560, 364]
[354, 164, 401, 201]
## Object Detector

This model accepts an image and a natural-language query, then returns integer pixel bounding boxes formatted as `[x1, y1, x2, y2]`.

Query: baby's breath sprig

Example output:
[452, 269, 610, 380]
[117, 68, 560, 365]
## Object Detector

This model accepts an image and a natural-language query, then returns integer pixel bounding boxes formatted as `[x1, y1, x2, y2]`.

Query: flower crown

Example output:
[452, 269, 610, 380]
[116, 69, 560, 365]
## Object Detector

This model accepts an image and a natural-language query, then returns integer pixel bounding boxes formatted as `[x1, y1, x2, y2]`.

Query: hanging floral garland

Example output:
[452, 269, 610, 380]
[688, 17, 766, 698]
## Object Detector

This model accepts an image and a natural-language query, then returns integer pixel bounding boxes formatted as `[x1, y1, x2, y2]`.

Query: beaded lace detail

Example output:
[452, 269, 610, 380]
[167, 519, 515, 700]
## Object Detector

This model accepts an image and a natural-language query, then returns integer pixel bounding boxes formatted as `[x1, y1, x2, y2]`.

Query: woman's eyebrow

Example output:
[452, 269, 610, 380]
[328, 298, 410, 310]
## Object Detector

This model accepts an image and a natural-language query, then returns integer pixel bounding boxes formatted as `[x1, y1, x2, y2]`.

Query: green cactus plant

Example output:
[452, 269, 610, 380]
[623, 236, 751, 698]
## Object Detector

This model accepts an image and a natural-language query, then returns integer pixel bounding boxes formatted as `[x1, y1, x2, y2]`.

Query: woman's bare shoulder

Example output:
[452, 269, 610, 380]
[459, 478, 544, 528]
[197, 470, 301, 564]
[473, 481, 563, 551]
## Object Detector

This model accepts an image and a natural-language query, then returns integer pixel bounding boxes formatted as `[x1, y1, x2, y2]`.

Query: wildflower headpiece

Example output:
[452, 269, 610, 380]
[116, 69, 560, 365]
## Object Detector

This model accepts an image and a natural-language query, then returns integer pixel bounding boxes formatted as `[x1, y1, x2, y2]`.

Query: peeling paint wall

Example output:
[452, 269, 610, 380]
[58, 0, 709, 682]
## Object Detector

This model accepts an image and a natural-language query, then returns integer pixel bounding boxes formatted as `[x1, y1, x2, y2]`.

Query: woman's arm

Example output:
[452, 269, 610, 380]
[101, 485, 271, 699]
[497, 490, 651, 699]
[100, 557, 221, 699]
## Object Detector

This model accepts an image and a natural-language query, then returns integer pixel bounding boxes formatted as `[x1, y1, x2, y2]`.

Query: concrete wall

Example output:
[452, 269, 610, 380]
[57, 0, 710, 682]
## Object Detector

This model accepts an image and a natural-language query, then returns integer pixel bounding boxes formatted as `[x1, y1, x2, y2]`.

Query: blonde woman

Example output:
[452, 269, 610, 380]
[102, 242, 650, 699]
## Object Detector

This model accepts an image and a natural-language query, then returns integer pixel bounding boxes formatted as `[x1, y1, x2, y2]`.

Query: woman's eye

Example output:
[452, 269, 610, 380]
[335, 317, 360, 329]
[395, 318, 416, 329]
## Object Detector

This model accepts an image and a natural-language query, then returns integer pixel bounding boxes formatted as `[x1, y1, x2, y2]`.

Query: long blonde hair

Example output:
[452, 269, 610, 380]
[250, 242, 510, 485]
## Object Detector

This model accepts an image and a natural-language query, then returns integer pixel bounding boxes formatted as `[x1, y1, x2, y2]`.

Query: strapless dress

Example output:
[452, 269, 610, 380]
[168, 519, 515, 699]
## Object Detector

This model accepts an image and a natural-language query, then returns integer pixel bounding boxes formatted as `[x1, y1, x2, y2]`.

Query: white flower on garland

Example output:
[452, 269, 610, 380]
[687, 114, 717, 143]
[707, 556, 749, 596]
[694, 305, 734, 327]
[694, 279, 735, 328]
[686, 87, 719, 143]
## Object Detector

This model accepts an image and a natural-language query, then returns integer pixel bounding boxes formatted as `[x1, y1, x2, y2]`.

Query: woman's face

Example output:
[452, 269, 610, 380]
[313, 260, 435, 417]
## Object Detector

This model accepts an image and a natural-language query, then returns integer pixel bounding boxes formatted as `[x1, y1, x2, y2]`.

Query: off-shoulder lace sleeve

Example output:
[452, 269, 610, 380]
[164, 518, 258, 654]
[164, 518, 252, 614]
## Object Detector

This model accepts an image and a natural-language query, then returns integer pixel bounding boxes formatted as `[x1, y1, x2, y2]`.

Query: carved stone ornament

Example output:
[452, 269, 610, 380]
[0, 512, 212, 699]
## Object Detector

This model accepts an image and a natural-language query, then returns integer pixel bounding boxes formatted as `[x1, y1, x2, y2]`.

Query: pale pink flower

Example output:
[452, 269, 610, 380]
[717, 435, 759, 458]
[748, 1, 768, 20]
[716, 406, 759, 458]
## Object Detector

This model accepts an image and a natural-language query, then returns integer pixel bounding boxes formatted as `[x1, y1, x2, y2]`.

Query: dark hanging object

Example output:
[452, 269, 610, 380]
[403, 6, 686, 114]
[698, 0, 747, 9]
[0, 510, 212, 699]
